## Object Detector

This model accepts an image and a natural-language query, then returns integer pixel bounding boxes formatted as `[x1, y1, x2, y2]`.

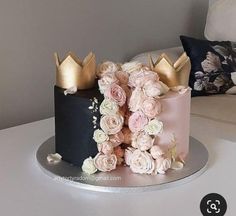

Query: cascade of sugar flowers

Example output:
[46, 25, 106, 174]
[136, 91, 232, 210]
[81, 61, 184, 175]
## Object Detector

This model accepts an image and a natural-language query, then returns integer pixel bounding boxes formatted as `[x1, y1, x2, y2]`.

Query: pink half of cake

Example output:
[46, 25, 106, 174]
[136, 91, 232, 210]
[155, 89, 191, 160]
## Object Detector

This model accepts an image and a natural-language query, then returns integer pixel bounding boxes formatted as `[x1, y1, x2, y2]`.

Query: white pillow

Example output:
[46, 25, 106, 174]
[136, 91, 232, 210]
[205, 0, 236, 41]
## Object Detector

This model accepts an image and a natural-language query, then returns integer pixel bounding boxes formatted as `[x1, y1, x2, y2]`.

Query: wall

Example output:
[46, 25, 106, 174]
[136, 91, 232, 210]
[0, 0, 208, 129]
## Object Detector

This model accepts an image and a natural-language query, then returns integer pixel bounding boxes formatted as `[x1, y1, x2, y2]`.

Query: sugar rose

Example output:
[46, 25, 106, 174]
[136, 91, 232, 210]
[93, 129, 109, 143]
[141, 98, 162, 118]
[94, 153, 117, 172]
[144, 118, 163, 135]
[129, 149, 155, 174]
[98, 72, 118, 94]
[128, 88, 145, 112]
[97, 141, 114, 155]
[128, 70, 158, 88]
[133, 132, 154, 151]
[128, 111, 148, 133]
[154, 157, 171, 174]
[100, 114, 124, 135]
[143, 80, 169, 98]
[100, 98, 119, 115]
[82, 157, 97, 175]
[104, 83, 126, 106]
[97, 61, 119, 78]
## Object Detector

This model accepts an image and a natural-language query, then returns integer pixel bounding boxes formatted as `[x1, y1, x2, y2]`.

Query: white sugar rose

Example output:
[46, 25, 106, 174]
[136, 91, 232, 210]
[100, 114, 124, 135]
[82, 157, 97, 175]
[132, 132, 154, 151]
[129, 149, 155, 174]
[93, 129, 109, 143]
[124, 147, 135, 166]
[98, 72, 118, 94]
[141, 98, 162, 118]
[143, 80, 169, 97]
[94, 153, 117, 172]
[144, 119, 163, 135]
[150, 145, 165, 159]
[121, 61, 142, 74]
[154, 157, 171, 174]
[100, 98, 119, 115]
[128, 88, 145, 112]
[97, 61, 119, 78]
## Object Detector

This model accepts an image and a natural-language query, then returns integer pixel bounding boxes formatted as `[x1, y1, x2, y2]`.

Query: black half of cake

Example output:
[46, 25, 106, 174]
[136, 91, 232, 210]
[54, 85, 103, 167]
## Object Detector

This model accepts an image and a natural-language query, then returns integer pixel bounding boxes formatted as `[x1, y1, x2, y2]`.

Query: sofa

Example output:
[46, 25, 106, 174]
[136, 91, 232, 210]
[131, 0, 236, 130]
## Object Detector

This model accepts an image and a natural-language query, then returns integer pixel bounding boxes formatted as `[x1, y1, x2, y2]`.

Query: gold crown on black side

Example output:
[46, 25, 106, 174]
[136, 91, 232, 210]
[54, 52, 96, 89]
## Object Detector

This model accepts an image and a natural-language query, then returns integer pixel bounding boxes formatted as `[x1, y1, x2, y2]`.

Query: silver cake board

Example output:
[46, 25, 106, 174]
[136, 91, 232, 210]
[36, 136, 208, 193]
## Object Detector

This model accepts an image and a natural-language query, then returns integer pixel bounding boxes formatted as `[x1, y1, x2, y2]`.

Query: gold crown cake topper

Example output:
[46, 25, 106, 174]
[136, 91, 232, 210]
[54, 52, 96, 89]
[149, 52, 191, 87]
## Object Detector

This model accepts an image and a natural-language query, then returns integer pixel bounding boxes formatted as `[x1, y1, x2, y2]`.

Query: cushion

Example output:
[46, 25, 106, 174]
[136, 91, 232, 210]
[191, 94, 236, 125]
[180, 35, 236, 97]
[205, 0, 236, 41]
[131, 46, 184, 65]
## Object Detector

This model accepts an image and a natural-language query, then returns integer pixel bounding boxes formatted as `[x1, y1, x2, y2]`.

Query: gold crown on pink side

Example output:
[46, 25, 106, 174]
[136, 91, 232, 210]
[54, 52, 96, 89]
[149, 52, 191, 87]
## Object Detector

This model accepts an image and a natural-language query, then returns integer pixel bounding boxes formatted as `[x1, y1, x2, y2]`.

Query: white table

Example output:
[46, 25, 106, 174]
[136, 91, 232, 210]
[0, 116, 236, 216]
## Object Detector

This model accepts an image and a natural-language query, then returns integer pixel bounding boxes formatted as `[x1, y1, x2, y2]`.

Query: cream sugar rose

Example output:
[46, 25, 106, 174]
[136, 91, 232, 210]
[80, 60, 191, 175]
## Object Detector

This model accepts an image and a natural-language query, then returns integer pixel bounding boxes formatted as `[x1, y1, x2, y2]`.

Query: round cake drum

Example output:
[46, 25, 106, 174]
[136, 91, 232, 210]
[36, 137, 208, 193]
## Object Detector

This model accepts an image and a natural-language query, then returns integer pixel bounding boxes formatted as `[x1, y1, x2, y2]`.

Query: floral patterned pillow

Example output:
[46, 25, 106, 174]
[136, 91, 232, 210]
[180, 35, 236, 96]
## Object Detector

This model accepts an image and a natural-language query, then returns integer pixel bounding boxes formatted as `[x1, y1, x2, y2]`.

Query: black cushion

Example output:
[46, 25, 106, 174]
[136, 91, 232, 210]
[180, 35, 236, 96]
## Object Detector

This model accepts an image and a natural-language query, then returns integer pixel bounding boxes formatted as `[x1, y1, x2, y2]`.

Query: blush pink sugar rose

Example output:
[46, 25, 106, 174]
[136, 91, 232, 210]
[100, 114, 124, 135]
[141, 98, 162, 118]
[131, 132, 154, 151]
[97, 141, 114, 155]
[104, 83, 126, 106]
[128, 70, 158, 88]
[128, 88, 145, 112]
[128, 111, 148, 133]
[94, 153, 117, 172]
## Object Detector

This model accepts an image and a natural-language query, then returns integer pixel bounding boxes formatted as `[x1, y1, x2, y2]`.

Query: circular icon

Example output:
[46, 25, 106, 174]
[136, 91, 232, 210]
[200, 193, 227, 216]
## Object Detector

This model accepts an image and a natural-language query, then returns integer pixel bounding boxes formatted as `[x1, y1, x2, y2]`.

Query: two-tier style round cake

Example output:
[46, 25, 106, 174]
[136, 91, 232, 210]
[53, 51, 191, 175]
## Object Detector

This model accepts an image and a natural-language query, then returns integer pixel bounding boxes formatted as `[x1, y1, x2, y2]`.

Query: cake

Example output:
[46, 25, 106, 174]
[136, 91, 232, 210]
[52, 52, 191, 175]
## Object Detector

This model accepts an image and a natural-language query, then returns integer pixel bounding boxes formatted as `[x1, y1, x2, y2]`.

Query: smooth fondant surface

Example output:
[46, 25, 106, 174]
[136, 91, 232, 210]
[156, 90, 191, 159]
[54, 86, 103, 167]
